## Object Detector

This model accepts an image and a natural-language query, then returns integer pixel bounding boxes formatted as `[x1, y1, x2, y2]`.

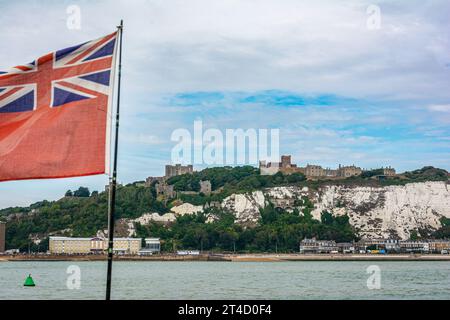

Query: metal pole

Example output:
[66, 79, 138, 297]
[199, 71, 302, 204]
[106, 20, 123, 301]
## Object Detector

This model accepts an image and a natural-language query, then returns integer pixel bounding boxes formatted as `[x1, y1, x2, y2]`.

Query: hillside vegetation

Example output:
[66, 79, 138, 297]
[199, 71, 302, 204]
[1, 166, 448, 252]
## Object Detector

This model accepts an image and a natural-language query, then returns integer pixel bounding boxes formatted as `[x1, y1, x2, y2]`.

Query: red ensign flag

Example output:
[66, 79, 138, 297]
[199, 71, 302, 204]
[0, 32, 117, 182]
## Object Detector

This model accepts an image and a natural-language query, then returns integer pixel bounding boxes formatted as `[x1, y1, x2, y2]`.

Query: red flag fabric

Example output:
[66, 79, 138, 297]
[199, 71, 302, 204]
[0, 32, 117, 182]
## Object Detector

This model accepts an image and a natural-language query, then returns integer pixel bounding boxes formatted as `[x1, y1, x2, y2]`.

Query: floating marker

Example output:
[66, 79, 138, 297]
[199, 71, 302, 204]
[24, 274, 35, 287]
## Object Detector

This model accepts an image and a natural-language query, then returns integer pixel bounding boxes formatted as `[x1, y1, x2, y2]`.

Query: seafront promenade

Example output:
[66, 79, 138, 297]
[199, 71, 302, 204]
[2, 253, 450, 262]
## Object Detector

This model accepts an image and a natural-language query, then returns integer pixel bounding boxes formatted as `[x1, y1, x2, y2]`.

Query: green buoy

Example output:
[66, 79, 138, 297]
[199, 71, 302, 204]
[24, 274, 35, 287]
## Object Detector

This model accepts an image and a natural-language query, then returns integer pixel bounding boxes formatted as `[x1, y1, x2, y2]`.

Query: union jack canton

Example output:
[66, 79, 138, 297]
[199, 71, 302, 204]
[0, 32, 118, 181]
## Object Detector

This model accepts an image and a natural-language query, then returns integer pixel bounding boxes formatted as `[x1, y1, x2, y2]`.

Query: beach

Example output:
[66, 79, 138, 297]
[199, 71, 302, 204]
[2, 253, 450, 262]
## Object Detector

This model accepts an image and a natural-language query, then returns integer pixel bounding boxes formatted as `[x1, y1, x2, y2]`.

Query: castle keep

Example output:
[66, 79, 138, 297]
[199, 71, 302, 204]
[165, 164, 193, 178]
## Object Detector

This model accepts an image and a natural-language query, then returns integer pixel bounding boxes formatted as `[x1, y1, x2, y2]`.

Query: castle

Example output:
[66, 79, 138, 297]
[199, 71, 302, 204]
[165, 164, 193, 178]
[145, 164, 194, 187]
[146, 158, 396, 198]
[145, 164, 211, 199]
[259, 155, 395, 179]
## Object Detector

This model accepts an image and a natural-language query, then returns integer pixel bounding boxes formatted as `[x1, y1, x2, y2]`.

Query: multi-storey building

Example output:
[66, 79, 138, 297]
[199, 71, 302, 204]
[299, 238, 338, 253]
[399, 241, 429, 253]
[428, 240, 450, 253]
[49, 237, 142, 255]
[113, 238, 142, 255]
[337, 242, 356, 253]
[383, 239, 400, 252]
[49, 237, 92, 254]
[357, 238, 390, 250]
[138, 238, 161, 255]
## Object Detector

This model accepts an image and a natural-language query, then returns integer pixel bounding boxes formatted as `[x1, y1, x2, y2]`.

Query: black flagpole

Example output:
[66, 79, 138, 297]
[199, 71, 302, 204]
[106, 19, 123, 301]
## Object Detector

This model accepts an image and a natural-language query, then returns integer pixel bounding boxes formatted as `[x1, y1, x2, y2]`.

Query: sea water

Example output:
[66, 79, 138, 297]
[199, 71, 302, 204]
[1, 261, 449, 300]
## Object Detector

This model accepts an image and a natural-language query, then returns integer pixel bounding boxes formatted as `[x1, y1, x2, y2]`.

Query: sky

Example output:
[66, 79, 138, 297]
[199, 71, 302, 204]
[0, 0, 449, 208]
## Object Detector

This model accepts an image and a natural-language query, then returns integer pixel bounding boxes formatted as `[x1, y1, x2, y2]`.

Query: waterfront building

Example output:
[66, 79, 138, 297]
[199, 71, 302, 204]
[357, 239, 386, 249]
[0, 222, 5, 252]
[90, 237, 106, 254]
[49, 237, 142, 255]
[399, 241, 429, 253]
[299, 238, 318, 253]
[49, 237, 92, 254]
[300, 238, 338, 254]
[356, 239, 450, 253]
[383, 239, 400, 252]
[300, 238, 449, 254]
[113, 238, 142, 255]
[428, 240, 450, 253]
[356, 239, 401, 252]
[337, 242, 355, 254]
[138, 238, 161, 255]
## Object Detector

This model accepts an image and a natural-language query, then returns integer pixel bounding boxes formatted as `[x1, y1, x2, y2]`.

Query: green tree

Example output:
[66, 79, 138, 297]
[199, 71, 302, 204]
[410, 230, 419, 241]
[73, 187, 90, 197]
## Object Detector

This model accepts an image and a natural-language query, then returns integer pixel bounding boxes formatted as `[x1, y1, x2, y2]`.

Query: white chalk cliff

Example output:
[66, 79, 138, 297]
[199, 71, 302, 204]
[220, 182, 450, 240]
[221, 191, 266, 226]
[129, 181, 450, 240]
[170, 203, 204, 216]
[134, 212, 177, 224]
[312, 182, 450, 239]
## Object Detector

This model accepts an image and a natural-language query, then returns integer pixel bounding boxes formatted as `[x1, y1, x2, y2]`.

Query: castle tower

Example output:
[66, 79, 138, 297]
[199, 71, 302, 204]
[281, 155, 292, 168]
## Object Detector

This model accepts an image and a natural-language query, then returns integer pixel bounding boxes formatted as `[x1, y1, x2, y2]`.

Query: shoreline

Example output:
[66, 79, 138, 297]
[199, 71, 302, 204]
[2, 253, 450, 262]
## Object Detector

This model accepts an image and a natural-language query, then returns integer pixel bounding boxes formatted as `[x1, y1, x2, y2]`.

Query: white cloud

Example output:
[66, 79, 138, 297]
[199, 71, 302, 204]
[427, 104, 450, 113]
[1, 0, 450, 208]
[121, 133, 165, 146]
[0, 0, 449, 100]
